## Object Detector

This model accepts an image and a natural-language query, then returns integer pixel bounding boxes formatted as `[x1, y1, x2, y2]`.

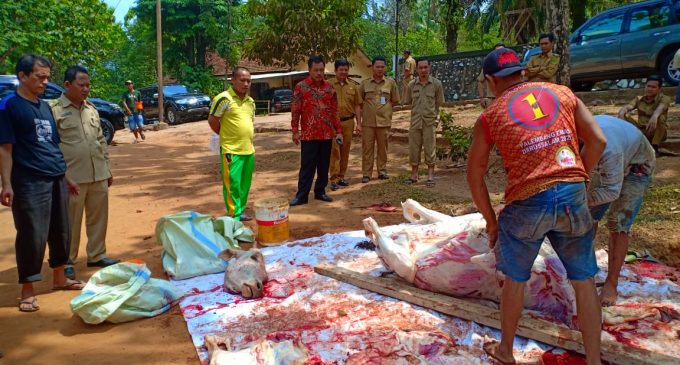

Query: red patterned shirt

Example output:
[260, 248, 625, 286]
[291, 77, 342, 141]
[481, 82, 588, 203]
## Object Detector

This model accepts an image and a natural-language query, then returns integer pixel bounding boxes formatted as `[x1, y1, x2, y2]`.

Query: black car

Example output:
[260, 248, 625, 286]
[0, 75, 125, 144]
[261, 87, 293, 113]
[138, 84, 211, 124]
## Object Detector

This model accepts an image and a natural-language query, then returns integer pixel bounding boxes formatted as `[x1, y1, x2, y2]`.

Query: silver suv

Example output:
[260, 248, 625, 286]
[570, 0, 680, 90]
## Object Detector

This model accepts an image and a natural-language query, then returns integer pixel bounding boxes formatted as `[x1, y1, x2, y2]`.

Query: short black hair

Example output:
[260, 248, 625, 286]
[334, 59, 350, 70]
[64, 65, 89, 82]
[415, 56, 430, 65]
[372, 56, 386, 65]
[494, 42, 505, 48]
[232, 66, 250, 77]
[646, 74, 662, 86]
[307, 55, 325, 69]
[539, 32, 556, 43]
[15, 54, 52, 77]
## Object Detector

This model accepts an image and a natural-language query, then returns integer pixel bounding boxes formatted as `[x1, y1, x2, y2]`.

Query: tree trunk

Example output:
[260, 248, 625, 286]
[545, 0, 571, 86]
[446, 21, 458, 53]
[0, 46, 17, 65]
[569, 0, 586, 31]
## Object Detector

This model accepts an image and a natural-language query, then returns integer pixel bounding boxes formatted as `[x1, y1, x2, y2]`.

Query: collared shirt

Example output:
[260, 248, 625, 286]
[291, 77, 342, 141]
[51, 94, 110, 183]
[627, 93, 671, 127]
[328, 77, 362, 119]
[403, 76, 445, 129]
[210, 87, 255, 155]
[588, 115, 655, 207]
[359, 77, 400, 127]
[480, 82, 588, 203]
[525, 52, 560, 83]
[0, 92, 66, 177]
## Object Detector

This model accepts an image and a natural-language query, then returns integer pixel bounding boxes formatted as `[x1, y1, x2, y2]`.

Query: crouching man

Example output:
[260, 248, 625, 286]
[588, 115, 655, 306]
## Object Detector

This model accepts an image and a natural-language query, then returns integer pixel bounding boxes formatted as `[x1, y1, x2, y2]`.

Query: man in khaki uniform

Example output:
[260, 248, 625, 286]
[359, 56, 400, 183]
[618, 75, 670, 152]
[328, 59, 362, 190]
[51, 65, 119, 279]
[478, 43, 505, 108]
[401, 50, 416, 104]
[525, 33, 560, 83]
[403, 57, 444, 187]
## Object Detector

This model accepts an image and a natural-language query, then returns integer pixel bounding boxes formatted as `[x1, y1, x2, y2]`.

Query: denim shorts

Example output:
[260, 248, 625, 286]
[596, 172, 651, 233]
[128, 114, 144, 130]
[496, 182, 598, 282]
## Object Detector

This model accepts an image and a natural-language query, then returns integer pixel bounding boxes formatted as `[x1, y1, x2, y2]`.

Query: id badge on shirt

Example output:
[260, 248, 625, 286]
[380, 96, 386, 105]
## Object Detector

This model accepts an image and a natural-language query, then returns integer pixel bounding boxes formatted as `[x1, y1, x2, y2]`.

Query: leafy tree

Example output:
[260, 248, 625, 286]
[0, 0, 124, 85]
[244, 0, 365, 66]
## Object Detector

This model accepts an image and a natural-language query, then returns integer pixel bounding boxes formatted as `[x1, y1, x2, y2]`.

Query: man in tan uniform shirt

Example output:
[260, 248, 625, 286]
[401, 50, 416, 104]
[403, 57, 445, 187]
[328, 59, 362, 190]
[525, 33, 560, 83]
[51, 65, 119, 279]
[359, 56, 400, 182]
[618, 75, 670, 151]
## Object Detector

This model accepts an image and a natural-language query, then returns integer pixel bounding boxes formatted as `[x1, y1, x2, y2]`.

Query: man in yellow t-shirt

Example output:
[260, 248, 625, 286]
[208, 67, 255, 221]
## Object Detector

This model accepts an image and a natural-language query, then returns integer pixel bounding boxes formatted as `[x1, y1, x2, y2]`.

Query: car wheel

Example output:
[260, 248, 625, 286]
[166, 106, 180, 125]
[661, 51, 680, 86]
[100, 118, 115, 145]
[269, 104, 276, 114]
[571, 81, 594, 92]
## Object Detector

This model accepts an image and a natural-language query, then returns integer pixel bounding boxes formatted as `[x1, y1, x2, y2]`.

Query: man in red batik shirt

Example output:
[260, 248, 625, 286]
[289, 55, 343, 206]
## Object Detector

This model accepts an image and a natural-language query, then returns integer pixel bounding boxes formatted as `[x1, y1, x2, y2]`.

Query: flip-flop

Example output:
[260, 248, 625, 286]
[426, 179, 435, 188]
[367, 203, 398, 213]
[19, 296, 40, 312]
[53, 279, 85, 291]
[404, 178, 418, 185]
[483, 340, 516, 365]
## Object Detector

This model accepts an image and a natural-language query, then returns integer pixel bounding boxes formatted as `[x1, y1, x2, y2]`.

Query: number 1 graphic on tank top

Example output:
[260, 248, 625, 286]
[521, 93, 547, 120]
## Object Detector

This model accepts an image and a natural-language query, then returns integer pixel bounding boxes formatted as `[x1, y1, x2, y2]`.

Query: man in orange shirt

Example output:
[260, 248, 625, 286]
[467, 48, 606, 365]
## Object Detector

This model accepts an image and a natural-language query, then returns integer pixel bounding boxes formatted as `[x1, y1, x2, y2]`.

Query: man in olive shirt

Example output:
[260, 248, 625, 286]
[618, 75, 670, 151]
[121, 80, 145, 143]
[359, 56, 400, 183]
[401, 50, 416, 104]
[403, 57, 444, 187]
[329, 59, 362, 190]
[51, 65, 119, 279]
[525, 33, 560, 83]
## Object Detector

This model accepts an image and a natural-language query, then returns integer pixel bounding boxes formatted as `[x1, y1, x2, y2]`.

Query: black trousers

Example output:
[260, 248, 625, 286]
[295, 139, 332, 199]
[11, 169, 70, 283]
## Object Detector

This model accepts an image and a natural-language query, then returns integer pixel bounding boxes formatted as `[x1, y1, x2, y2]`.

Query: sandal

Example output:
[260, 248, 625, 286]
[483, 340, 516, 365]
[19, 296, 40, 312]
[426, 179, 435, 188]
[53, 279, 85, 291]
[366, 203, 398, 213]
[404, 178, 418, 185]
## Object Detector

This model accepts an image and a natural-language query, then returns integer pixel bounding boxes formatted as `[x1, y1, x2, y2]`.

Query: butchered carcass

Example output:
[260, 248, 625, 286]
[363, 199, 577, 327]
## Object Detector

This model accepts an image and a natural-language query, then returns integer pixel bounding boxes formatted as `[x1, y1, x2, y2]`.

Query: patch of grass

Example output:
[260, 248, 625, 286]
[636, 183, 680, 224]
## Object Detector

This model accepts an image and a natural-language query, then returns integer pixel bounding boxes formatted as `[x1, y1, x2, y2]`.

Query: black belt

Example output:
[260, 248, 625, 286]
[340, 115, 354, 122]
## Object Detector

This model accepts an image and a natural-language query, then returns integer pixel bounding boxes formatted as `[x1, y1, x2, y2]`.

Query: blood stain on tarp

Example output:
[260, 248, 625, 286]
[187, 285, 223, 296]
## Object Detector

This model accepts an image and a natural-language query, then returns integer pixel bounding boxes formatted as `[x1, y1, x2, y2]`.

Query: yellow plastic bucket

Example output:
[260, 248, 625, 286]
[254, 198, 289, 245]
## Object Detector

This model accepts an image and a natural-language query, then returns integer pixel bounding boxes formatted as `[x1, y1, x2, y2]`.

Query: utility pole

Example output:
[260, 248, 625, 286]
[156, 0, 165, 124]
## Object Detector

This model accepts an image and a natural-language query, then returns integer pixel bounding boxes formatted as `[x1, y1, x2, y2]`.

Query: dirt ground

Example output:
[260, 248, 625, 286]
[0, 103, 679, 364]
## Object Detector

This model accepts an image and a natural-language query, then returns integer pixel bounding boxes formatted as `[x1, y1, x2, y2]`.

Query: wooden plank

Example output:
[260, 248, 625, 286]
[314, 264, 678, 365]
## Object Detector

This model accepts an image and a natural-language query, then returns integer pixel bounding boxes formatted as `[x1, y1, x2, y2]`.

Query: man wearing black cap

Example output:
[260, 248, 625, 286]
[467, 48, 606, 365]
[477, 43, 505, 109]
[120, 80, 145, 143]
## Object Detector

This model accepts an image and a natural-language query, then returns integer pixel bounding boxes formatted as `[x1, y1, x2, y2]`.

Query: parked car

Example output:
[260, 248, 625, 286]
[138, 84, 211, 124]
[569, 0, 680, 90]
[0, 75, 125, 144]
[261, 87, 293, 113]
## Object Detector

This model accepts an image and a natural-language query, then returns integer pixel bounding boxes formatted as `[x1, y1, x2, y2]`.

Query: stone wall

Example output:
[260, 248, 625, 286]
[428, 45, 536, 101]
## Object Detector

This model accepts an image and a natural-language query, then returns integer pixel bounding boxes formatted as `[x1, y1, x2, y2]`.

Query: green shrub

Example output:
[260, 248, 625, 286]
[438, 110, 473, 163]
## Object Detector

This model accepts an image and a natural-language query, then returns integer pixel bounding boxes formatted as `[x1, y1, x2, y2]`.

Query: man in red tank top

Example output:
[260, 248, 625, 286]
[467, 48, 607, 365]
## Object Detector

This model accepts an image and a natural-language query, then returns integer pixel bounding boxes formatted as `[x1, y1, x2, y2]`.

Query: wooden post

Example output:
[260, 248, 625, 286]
[156, 0, 165, 124]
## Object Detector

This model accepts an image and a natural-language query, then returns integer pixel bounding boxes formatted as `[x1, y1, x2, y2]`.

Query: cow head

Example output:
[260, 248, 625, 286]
[218, 248, 268, 298]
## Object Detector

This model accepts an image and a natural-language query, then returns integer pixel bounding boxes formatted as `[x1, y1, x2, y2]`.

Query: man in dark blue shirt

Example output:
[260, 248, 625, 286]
[0, 54, 84, 312]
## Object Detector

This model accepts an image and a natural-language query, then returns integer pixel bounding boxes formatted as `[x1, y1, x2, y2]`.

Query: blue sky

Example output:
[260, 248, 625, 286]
[104, 0, 135, 23]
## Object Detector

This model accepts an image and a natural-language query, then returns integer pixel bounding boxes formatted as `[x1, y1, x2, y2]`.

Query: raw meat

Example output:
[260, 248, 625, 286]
[363, 199, 577, 327]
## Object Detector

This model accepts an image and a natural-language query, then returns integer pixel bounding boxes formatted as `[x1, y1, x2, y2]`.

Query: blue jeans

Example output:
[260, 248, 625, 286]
[128, 114, 144, 130]
[496, 182, 598, 282]
[603, 171, 651, 233]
